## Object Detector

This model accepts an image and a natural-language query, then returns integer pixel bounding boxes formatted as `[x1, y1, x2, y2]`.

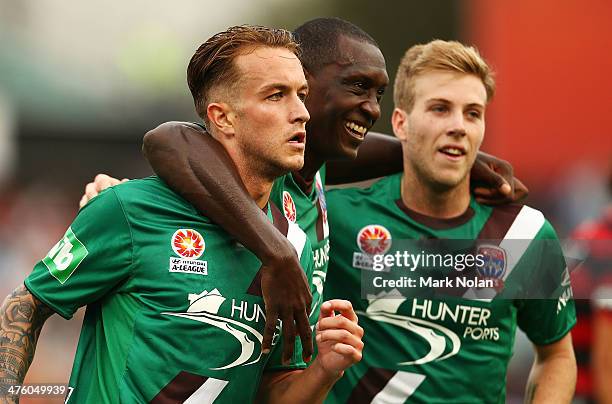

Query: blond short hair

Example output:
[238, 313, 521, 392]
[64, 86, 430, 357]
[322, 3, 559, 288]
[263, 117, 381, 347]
[393, 40, 495, 112]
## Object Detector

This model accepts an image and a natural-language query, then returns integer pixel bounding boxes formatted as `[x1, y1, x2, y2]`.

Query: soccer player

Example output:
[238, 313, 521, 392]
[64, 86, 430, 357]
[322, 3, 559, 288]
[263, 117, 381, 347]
[322, 40, 577, 403]
[570, 171, 612, 403]
[0, 26, 364, 403]
[82, 18, 526, 360]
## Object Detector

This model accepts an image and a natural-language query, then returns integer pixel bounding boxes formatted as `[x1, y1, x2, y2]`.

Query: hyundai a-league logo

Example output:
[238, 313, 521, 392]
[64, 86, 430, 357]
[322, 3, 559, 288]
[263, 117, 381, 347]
[172, 229, 205, 259]
[476, 245, 506, 279]
[357, 225, 392, 255]
[283, 191, 297, 223]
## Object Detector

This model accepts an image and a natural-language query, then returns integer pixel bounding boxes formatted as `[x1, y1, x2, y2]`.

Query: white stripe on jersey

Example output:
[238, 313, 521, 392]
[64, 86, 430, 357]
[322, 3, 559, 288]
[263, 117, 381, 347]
[184, 378, 229, 404]
[287, 221, 307, 259]
[315, 171, 329, 239]
[502, 205, 546, 240]
[371, 371, 426, 403]
[499, 205, 546, 281]
[464, 205, 546, 301]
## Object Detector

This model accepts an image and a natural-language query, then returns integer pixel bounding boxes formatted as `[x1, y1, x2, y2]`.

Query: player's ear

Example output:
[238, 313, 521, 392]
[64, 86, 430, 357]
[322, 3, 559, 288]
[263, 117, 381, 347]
[392, 107, 409, 141]
[207, 102, 235, 137]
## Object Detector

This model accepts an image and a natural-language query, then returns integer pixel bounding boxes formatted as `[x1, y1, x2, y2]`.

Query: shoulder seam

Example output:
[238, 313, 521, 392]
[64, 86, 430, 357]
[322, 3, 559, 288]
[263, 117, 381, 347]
[109, 188, 135, 271]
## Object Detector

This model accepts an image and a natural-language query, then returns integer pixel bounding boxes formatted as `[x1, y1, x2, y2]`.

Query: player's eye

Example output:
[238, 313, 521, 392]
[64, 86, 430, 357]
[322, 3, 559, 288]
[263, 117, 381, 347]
[467, 109, 482, 119]
[431, 105, 448, 113]
[267, 92, 283, 101]
[344, 79, 367, 95]
[298, 91, 308, 103]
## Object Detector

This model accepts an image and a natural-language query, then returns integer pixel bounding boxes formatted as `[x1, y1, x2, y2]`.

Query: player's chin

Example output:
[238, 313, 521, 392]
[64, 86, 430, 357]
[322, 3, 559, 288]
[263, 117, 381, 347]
[281, 155, 305, 172]
[329, 140, 359, 162]
[433, 170, 468, 189]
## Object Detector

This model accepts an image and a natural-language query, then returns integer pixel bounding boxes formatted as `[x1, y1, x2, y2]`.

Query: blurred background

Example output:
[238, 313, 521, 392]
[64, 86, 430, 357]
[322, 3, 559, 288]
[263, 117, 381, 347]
[0, 0, 610, 402]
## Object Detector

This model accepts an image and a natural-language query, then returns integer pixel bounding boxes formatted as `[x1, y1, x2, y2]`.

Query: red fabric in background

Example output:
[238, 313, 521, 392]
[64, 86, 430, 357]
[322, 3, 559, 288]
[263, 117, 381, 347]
[465, 0, 612, 186]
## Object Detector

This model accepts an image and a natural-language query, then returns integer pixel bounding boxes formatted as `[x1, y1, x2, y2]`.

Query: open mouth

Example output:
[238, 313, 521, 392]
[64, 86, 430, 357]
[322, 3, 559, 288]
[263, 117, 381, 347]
[288, 132, 306, 144]
[438, 145, 466, 158]
[344, 120, 367, 140]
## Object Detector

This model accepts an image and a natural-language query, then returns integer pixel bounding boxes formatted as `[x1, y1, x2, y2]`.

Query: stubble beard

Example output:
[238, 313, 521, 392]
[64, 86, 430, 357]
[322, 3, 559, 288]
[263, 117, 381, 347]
[409, 153, 468, 194]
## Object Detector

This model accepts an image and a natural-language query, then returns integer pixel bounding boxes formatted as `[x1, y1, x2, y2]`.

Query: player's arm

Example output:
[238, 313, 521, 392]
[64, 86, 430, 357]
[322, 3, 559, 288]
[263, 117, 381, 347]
[257, 300, 363, 403]
[524, 333, 576, 404]
[0, 285, 55, 402]
[141, 121, 313, 360]
[325, 132, 528, 203]
[593, 308, 612, 403]
[325, 132, 403, 184]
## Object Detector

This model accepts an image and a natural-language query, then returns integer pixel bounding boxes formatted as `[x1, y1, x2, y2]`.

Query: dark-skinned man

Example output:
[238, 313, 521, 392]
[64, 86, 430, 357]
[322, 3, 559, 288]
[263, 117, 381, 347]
[81, 17, 527, 365]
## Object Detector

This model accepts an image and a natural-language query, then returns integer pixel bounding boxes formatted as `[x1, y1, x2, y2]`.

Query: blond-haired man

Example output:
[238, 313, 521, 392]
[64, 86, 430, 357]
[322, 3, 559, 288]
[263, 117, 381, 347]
[323, 40, 576, 403]
[0, 26, 363, 403]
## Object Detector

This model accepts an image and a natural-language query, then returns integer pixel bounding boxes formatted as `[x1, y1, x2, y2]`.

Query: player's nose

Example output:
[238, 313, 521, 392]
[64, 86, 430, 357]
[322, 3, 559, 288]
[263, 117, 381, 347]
[291, 95, 310, 124]
[447, 110, 466, 137]
[361, 94, 381, 122]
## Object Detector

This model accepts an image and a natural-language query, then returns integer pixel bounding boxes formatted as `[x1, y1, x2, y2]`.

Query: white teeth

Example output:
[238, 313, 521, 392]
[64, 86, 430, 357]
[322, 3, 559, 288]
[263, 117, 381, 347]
[441, 147, 463, 156]
[345, 121, 367, 135]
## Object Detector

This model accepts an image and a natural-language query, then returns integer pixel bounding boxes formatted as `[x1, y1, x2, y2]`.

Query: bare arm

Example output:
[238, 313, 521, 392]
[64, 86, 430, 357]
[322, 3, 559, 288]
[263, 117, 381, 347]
[593, 310, 612, 404]
[325, 132, 403, 184]
[0, 285, 55, 403]
[325, 132, 528, 203]
[142, 121, 313, 361]
[257, 300, 363, 403]
[524, 333, 576, 404]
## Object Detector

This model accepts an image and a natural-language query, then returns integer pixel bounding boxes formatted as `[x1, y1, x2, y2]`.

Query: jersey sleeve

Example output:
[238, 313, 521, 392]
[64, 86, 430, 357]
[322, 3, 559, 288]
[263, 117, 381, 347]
[265, 240, 316, 372]
[25, 188, 134, 319]
[516, 220, 577, 345]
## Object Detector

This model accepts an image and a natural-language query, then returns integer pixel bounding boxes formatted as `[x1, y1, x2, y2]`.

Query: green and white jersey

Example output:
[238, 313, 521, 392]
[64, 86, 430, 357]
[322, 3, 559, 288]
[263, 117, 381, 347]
[25, 177, 316, 403]
[323, 173, 576, 404]
[271, 164, 330, 321]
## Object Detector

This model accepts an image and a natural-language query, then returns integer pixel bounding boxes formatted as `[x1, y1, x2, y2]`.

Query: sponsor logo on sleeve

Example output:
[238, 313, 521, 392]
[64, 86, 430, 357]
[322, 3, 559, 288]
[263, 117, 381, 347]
[43, 227, 88, 284]
[169, 229, 208, 275]
[557, 268, 573, 314]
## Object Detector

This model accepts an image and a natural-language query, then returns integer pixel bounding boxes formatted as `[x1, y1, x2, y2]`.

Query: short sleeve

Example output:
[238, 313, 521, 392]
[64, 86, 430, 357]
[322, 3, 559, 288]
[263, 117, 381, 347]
[25, 188, 134, 319]
[516, 220, 577, 345]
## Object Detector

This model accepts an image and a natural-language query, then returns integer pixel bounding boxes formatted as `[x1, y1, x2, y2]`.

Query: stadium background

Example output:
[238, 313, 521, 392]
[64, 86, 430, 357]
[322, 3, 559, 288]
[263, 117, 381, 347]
[0, 0, 609, 402]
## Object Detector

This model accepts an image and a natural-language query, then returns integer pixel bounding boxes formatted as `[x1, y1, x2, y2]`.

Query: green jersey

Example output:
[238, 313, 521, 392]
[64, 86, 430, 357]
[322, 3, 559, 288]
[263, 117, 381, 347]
[271, 165, 330, 319]
[25, 177, 316, 403]
[323, 174, 576, 404]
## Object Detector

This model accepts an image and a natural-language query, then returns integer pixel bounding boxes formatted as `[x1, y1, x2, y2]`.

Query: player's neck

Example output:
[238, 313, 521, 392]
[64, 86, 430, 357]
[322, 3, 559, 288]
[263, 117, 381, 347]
[232, 157, 274, 209]
[400, 171, 471, 219]
[243, 178, 273, 209]
[297, 146, 325, 182]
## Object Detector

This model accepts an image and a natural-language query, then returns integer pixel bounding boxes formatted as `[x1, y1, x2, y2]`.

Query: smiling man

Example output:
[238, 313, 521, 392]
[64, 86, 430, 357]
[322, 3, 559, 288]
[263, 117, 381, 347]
[0, 25, 364, 403]
[323, 40, 577, 403]
[80, 19, 525, 364]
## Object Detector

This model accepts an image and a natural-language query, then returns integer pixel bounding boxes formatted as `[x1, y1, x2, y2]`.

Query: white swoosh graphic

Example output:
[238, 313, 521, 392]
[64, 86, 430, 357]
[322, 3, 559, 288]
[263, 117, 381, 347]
[311, 270, 327, 317]
[358, 311, 461, 365]
[164, 311, 263, 369]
